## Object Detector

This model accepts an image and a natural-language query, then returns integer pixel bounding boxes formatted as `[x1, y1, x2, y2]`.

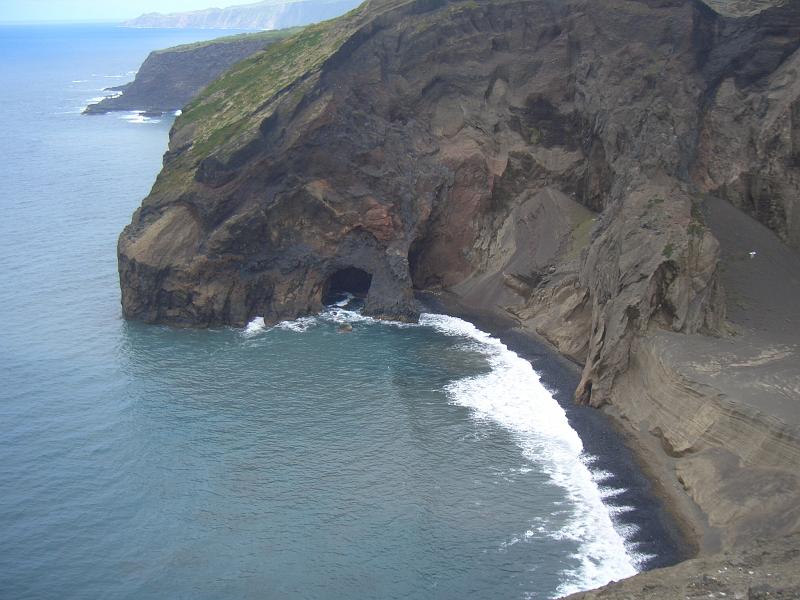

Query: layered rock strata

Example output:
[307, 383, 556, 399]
[118, 0, 800, 590]
[564, 531, 800, 599]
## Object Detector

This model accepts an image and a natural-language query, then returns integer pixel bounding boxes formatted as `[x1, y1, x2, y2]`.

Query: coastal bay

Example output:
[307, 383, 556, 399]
[5, 0, 800, 593]
[0, 23, 677, 599]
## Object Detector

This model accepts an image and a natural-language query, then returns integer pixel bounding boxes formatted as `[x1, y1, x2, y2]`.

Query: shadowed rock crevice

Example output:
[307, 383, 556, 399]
[322, 267, 373, 304]
[407, 236, 436, 290]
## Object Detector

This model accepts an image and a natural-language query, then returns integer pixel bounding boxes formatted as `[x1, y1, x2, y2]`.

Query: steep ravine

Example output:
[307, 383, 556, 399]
[118, 0, 800, 595]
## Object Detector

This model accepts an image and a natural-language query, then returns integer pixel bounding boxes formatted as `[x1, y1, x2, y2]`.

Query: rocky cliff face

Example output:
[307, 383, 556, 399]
[119, 0, 800, 569]
[564, 531, 800, 600]
[84, 30, 297, 115]
[690, 0, 800, 249]
[120, 0, 798, 357]
[123, 0, 362, 30]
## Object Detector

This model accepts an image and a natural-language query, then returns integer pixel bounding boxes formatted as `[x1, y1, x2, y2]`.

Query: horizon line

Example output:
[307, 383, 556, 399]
[0, 19, 124, 25]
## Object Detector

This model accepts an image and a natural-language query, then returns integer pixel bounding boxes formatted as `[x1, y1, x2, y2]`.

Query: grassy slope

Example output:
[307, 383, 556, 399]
[145, 2, 376, 201]
[178, 9, 362, 159]
[152, 27, 305, 55]
[147, 0, 448, 199]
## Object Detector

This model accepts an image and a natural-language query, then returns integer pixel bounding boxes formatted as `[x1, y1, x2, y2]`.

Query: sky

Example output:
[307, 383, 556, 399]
[0, 0, 234, 23]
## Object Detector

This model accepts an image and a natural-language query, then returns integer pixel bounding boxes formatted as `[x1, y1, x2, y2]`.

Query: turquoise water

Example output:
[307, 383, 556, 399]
[0, 24, 677, 599]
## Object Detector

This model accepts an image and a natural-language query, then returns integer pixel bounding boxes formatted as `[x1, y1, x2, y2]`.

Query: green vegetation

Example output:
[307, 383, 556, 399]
[153, 0, 487, 196]
[687, 222, 704, 237]
[662, 242, 675, 259]
[143, 0, 387, 199]
[175, 6, 365, 166]
[691, 200, 704, 222]
[688, 199, 705, 237]
[568, 213, 596, 260]
[153, 27, 304, 55]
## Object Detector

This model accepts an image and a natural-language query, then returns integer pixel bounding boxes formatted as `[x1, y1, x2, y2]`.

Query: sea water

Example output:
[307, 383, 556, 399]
[0, 24, 680, 599]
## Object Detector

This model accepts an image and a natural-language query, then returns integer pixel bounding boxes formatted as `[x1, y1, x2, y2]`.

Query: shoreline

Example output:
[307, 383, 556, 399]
[417, 290, 700, 573]
[601, 406, 714, 556]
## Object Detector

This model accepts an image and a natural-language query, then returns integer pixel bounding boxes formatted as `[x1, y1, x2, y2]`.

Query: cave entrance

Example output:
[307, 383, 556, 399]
[408, 235, 442, 290]
[322, 267, 373, 307]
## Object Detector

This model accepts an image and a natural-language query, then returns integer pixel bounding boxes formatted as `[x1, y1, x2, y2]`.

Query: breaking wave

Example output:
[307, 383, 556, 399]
[242, 310, 642, 595]
[118, 111, 161, 125]
[418, 314, 639, 595]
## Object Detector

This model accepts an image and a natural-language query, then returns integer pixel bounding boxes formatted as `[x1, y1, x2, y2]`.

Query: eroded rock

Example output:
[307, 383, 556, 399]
[117, 0, 800, 585]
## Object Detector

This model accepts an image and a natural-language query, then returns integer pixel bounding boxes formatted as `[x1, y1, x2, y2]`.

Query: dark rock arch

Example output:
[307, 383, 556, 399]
[322, 267, 373, 305]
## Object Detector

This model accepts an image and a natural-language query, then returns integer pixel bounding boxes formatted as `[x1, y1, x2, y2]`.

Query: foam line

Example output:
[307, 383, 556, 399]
[118, 111, 160, 125]
[419, 313, 639, 595]
[243, 317, 266, 336]
[242, 310, 641, 594]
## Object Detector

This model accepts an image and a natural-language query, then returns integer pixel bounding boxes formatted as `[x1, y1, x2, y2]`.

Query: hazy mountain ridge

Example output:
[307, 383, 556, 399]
[123, 0, 362, 30]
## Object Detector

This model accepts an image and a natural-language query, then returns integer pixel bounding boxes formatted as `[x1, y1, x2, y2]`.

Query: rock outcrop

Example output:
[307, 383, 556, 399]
[84, 30, 298, 115]
[564, 531, 800, 600]
[122, 0, 729, 326]
[123, 0, 362, 30]
[119, 0, 800, 590]
[693, 53, 800, 249]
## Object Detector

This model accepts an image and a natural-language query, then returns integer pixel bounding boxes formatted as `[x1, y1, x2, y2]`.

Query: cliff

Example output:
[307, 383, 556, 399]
[565, 531, 800, 599]
[84, 30, 299, 115]
[123, 0, 362, 30]
[118, 0, 800, 594]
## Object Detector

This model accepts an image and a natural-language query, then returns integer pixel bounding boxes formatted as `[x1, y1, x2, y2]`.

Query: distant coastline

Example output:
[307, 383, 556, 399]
[122, 0, 362, 30]
[83, 29, 299, 116]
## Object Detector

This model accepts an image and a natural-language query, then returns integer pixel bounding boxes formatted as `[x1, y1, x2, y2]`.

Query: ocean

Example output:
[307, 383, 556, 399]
[0, 24, 681, 599]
